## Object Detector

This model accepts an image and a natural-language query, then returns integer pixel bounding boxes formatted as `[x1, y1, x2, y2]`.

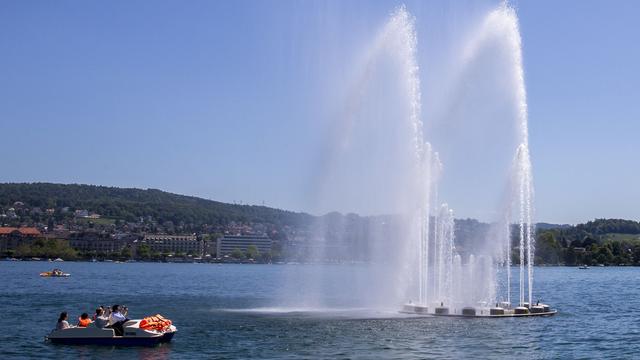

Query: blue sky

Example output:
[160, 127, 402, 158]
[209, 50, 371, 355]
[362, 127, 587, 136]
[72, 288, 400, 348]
[0, 0, 638, 224]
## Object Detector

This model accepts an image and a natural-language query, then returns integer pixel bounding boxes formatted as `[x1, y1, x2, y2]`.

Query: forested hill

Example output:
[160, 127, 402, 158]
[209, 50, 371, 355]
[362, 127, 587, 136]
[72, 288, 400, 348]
[0, 183, 312, 227]
[536, 218, 640, 265]
[575, 219, 640, 235]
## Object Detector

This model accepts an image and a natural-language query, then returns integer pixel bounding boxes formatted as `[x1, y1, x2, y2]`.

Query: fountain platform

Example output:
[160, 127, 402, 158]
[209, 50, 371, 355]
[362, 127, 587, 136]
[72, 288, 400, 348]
[400, 303, 557, 318]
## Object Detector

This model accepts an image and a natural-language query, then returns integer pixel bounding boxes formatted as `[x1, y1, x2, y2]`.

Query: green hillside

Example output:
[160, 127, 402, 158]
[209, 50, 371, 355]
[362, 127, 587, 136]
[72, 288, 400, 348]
[0, 183, 312, 227]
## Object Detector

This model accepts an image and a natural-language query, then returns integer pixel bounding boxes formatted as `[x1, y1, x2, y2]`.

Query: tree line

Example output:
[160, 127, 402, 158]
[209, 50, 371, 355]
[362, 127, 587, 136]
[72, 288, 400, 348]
[534, 219, 640, 266]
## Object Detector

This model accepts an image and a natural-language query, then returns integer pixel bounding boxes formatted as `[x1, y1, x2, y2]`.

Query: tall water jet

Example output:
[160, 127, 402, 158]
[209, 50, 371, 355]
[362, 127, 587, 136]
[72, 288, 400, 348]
[516, 144, 535, 306]
[418, 143, 442, 305]
[504, 215, 512, 305]
[484, 3, 536, 307]
[499, 3, 536, 307]
[303, 4, 434, 308]
[435, 203, 455, 305]
[438, 2, 536, 307]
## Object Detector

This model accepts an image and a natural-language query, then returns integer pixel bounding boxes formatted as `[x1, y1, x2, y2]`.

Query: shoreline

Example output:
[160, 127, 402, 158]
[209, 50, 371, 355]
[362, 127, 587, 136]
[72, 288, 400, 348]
[3, 258, 638, 267]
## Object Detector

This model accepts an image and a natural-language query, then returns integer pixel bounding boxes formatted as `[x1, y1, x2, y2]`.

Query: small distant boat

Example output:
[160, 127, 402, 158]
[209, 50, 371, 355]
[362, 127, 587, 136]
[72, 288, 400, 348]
[53, 258, 64, 262]
[40, 269, 70, 277]
[578, 265, 589, 269]
[40, 271, 70, 277]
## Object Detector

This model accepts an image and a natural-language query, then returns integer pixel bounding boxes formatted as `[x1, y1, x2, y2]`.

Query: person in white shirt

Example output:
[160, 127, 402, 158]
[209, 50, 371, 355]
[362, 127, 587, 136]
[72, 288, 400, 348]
[108, 305, 127, 325]
[108, 305, 129, 336]
[56, 312, 70, 330]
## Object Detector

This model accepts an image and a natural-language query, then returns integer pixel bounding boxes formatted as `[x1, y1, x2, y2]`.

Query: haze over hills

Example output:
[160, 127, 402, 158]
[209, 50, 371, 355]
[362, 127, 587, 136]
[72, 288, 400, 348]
[1, 183, 640, 265]
[536, 223, 572, 230]
[0, 182, 630, 236]
[0, 182, 574, 228]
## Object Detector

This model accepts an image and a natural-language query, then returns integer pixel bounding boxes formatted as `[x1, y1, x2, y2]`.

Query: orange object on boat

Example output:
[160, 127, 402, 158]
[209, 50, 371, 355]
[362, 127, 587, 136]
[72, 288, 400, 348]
[78, 317, 92, 327]
[139, 314, 172, 332]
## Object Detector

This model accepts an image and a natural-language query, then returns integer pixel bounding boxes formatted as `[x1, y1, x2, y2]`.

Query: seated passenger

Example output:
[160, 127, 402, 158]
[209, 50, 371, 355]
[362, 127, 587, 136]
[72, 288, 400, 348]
[92, 306, 103, 320]
[77, 312, 92, 327]
[94, 308, 109, 328]
[108, 305, 127, 324]
[56, 312, 70, 330]
[108, 305, 129, 336]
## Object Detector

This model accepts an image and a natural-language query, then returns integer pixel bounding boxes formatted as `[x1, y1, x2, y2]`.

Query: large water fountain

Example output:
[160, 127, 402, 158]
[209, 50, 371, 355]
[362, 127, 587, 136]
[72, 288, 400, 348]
[285, 2, 554, 317]
[398, 3, 549, 317]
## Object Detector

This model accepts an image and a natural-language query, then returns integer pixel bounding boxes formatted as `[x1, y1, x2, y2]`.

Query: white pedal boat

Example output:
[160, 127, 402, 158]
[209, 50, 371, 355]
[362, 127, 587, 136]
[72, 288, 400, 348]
[46, 320, 176, 346]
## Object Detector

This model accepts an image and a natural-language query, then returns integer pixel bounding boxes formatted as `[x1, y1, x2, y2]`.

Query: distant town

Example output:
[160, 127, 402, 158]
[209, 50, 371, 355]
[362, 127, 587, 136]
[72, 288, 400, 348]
[0, 200, 313, 263]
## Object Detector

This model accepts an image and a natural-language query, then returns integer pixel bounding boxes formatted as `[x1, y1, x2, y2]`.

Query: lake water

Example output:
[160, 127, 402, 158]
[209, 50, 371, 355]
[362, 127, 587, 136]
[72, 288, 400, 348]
[1, 262, 638, 359]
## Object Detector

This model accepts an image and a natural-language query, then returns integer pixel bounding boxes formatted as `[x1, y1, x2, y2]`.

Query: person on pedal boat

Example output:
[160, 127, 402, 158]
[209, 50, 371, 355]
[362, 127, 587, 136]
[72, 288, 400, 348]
[56, 312, 71, 330]
[108, 305, 129, 336]
[93, 307, 109, 328]
[77, 313, 92, 327]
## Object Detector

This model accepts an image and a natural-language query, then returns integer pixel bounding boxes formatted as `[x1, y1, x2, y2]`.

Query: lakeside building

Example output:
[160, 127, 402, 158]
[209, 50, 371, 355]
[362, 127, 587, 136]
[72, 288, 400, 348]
[216, 234, 272, 257]
[138, 234, 203, 255]
[204, 239, 216, 257]
[0, 227, 41, 253]
[74, 209, 89, 218]
[68, 231, 128, 254]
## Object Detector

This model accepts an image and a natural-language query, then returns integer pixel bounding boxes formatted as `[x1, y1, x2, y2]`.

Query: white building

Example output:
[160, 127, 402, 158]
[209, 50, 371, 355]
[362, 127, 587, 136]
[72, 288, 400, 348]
[140, 234, 202, 255]
[216, 235, 272, 257]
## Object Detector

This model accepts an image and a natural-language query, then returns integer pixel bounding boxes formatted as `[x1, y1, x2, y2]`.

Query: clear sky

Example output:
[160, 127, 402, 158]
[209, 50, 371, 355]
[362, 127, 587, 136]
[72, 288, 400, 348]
[0, 0, 638, 224]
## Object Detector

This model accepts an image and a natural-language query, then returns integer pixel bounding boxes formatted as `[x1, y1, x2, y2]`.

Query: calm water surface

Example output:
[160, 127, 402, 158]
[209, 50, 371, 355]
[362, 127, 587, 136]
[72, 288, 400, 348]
[1, 262, 638, 359]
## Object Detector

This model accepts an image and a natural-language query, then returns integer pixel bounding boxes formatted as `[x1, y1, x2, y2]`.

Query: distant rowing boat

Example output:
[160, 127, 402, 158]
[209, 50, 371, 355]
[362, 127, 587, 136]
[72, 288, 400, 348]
[40, 269, 70, 277]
